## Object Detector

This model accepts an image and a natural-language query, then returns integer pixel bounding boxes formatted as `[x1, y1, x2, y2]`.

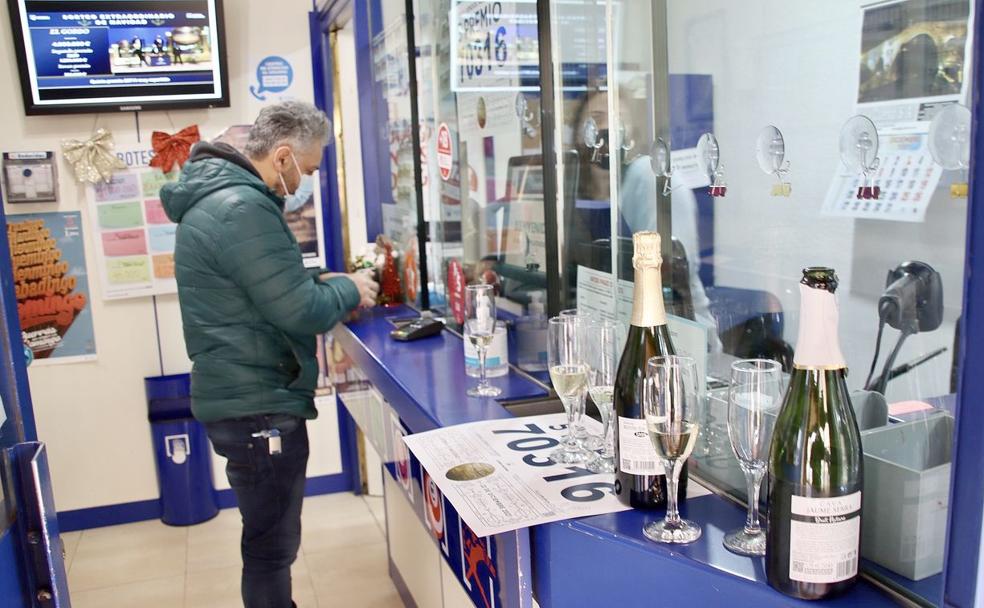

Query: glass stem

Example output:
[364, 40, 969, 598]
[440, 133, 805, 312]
[600, 410, 613, 456]
[665, 460, 681, 525]
[478, 347, 489, 389]
[745, 469, 764, 534]
[564, 398, 578, 448]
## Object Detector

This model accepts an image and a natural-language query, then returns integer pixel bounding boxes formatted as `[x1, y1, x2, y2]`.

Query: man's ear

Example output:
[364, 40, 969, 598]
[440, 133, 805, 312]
[272, 146, 292, 170]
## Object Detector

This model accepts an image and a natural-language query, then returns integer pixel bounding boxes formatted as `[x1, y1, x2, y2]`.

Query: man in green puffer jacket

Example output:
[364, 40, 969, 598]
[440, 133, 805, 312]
[161, 100, 377, 608]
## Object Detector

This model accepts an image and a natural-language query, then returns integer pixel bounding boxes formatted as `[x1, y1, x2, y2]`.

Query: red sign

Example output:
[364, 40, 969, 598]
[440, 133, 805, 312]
[437, 123, 453, 181]
[448, 258, 466, 325]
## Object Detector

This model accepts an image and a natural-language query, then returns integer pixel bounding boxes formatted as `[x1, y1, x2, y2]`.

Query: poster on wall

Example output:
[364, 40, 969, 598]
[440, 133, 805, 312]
[284, 171, 327, 270]
[858, 0, 974, 124]
[85, 147, 178, 300]
[8, 212, 96, 364]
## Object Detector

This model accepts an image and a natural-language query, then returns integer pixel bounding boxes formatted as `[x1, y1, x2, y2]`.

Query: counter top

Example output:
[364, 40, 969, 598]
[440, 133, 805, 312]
[336, 305, 907, 608]
[334, 305, 549, 433]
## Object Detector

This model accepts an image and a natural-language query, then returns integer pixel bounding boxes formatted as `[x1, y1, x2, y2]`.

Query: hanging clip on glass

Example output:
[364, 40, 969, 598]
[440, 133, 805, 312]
[582, 116, 607, 166]
[698, 132, 727, 197]
[840, 115, 881, 200]
[651, 137, 673, 195]
[927, 103, 971, 199]
[756, 125, 791, 197]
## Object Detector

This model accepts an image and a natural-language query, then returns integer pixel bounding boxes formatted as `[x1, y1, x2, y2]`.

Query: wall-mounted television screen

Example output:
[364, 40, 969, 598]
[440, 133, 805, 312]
[7, 0, 229, 115]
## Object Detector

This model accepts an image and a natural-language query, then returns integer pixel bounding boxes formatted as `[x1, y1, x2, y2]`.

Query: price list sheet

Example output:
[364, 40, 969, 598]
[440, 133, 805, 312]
[403, 413, 630, 537]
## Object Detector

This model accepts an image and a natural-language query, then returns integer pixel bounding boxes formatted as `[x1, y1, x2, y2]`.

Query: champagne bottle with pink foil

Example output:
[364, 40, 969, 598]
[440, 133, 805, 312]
[766, 267, 863, 599]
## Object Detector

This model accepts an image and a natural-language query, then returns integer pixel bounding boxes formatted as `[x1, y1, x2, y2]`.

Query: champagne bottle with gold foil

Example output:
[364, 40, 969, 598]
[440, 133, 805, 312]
[766, 267, 863, 599]
[613, 231, 687, 508]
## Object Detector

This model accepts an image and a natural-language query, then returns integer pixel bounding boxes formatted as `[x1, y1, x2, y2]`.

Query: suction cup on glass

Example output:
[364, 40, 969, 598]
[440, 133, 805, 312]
[697, 132, 726, 197]
[582, 116, 605, 164]
[515, 93, 538, 138]
[756, 125, 791, 197]
[929, 104, 972, 198]
[650, 137, 673, 195]
[840, 115, 881, 200]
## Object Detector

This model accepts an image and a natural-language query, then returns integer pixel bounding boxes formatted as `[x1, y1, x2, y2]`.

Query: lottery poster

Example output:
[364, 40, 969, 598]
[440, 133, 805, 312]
[7, 212, 96, 364]
[86, 147, 178, 299]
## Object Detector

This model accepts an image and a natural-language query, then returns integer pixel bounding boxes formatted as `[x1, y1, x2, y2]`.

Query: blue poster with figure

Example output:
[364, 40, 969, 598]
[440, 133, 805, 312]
[7, 212, 97, 364]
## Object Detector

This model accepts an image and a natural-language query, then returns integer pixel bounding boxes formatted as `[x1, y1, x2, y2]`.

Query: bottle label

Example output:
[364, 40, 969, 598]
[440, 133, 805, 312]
[788, 492, 862, 584]
[617, 417, 664, 475]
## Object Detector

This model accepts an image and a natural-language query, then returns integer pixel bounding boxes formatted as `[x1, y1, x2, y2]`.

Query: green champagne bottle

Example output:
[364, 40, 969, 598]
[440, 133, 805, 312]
[766, 267, 863, 599]
[613, 231, 687, 508]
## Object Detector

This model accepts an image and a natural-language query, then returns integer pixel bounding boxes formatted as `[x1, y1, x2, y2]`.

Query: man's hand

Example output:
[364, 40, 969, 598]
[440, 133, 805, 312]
[347, 269, 379, 308]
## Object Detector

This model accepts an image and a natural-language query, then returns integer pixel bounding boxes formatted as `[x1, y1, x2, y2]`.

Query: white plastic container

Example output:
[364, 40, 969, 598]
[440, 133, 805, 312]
[516, 291, 548, 372]
[464, 324, 508, 377]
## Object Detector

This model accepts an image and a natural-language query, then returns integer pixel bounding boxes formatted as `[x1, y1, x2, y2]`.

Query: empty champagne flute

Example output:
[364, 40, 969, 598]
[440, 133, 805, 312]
[586, 319, 618, 473]
[559, 309, 601, 450]
[724, 359, 783, 556]
[643, 355, 702, 544]
[548, 315, 590, 464]
[465, 284, 501, 397]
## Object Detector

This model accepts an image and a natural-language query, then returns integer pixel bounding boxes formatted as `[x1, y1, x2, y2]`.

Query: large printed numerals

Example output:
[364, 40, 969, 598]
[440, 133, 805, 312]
[460, 25, 508, 81]
[493, 423, 614, 503]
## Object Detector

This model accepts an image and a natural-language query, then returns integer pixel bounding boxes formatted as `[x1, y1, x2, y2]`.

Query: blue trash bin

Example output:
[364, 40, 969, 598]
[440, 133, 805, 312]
[145, 374, 218, 526]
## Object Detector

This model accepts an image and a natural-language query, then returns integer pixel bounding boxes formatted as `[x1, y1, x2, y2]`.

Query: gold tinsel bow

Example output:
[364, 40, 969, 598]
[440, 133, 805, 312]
[61, 128, 127, 184]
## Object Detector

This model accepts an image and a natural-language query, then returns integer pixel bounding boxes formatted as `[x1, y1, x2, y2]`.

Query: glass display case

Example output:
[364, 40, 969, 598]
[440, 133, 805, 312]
[351, 0, 983, 605]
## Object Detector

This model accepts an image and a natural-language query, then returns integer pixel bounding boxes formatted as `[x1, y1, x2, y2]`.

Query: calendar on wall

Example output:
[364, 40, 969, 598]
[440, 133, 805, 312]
[822, 128, 943, 222]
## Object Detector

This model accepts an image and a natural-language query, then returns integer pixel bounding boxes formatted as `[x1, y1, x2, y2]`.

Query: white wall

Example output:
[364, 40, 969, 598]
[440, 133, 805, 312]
[666, 1, 966, 402]
[0, 0, 345, 512]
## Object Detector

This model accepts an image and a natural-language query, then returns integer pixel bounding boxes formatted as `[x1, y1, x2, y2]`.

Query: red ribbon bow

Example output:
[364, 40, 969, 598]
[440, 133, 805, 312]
[149, 125, 201, 173]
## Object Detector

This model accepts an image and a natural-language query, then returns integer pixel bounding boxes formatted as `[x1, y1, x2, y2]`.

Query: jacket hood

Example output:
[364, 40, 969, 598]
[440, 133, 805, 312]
[161, 142, 280, 222]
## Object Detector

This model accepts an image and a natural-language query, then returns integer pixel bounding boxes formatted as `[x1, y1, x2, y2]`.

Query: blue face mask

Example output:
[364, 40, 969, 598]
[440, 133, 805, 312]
[284, 173, 315, 213]
[278, 151, 315, 213]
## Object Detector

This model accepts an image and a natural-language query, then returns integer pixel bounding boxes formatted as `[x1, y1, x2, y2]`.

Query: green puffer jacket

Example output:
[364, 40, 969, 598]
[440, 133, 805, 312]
[160, 143, 360, 423]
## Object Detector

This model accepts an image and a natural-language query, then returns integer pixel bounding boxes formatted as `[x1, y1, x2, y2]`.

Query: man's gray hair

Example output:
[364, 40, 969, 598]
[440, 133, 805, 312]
[244, 100, 332, 158]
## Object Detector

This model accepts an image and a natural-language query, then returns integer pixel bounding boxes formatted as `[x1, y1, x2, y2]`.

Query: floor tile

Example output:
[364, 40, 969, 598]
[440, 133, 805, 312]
[71, 574, 185, 608]
[66, 492, 397, 607]
[187, 509, 243, 571]
[302, 517, 385, 556]
[306, 541, 401, 607]
[60, 531, 82, 572]
[184, 559, 313, 608]
[362, 495, 386, 534]
[69, 520, 187, 592]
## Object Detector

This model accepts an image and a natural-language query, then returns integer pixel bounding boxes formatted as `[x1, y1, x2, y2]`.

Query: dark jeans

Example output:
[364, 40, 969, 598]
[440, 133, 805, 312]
[205, 414, 309, 608]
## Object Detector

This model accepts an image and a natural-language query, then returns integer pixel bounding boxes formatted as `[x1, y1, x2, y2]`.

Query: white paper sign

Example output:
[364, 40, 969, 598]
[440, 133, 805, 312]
[402, 413, 630, 537]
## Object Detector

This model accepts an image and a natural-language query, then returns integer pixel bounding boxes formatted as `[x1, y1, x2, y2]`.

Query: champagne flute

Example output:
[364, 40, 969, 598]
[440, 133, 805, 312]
[643, 355, 702, 544]
[559, 309, 601, 450]
[586, 319, 618, 473]
[548, 316, 590, 464]
[465, 284, 501, 397]
[724, 359, 783, 556]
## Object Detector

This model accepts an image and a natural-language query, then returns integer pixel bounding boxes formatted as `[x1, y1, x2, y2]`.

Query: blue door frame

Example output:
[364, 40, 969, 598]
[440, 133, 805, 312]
[315, 0, 984, 605]
[943, 1, 984, 605]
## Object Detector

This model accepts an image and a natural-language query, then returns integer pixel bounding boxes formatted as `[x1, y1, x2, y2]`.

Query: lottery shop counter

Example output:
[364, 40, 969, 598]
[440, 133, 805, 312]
[331, 305, 900, 608]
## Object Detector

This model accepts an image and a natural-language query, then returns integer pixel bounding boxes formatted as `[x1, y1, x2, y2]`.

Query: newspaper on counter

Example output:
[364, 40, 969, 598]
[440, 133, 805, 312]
[402, 413, 631, 537]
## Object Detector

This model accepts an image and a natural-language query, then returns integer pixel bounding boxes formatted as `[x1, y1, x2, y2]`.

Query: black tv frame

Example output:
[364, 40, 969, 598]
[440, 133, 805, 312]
[6, 0, 231, 115]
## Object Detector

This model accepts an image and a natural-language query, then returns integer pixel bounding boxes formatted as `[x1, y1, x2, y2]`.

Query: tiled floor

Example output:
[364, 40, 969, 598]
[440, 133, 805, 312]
[64, 493, 402, 608]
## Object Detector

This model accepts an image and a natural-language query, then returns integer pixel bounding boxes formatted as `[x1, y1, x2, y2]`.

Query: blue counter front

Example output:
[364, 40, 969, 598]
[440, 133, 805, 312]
[333, 306, 902, 608]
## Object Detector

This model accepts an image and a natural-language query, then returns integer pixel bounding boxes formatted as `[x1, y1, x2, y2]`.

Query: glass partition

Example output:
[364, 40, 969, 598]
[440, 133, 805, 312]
[663, 1, 970, 604]
[405, 0, 973, 604]
[414, 0, 547, 342]
[367, 0, 424, 304]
